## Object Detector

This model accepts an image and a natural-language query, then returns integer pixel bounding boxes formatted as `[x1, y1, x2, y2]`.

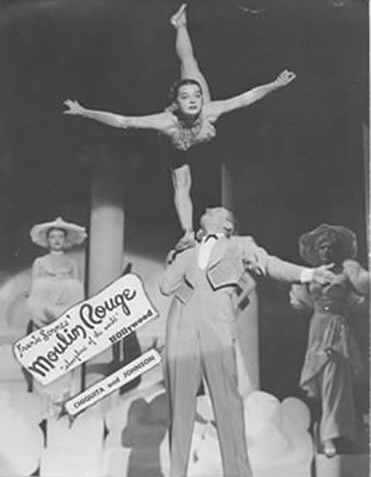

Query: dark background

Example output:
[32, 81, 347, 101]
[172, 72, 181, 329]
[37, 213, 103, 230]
[0, 0, 368, 402]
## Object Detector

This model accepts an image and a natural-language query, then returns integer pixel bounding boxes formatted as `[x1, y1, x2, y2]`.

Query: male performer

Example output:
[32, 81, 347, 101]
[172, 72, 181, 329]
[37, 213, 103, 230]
[160, 207, 335, 477]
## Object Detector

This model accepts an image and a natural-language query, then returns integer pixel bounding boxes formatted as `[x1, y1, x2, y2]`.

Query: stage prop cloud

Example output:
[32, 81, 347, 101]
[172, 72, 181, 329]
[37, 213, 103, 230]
[188, 391, 313, 477]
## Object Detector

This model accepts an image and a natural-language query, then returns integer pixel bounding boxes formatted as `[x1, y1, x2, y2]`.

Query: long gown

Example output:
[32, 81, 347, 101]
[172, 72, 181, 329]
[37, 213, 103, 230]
[27, 252, 84, 412]
[290, 259, 368, 442]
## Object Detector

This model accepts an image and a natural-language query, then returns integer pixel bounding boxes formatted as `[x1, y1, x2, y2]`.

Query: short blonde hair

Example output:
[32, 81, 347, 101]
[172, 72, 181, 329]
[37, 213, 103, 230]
[222, 209, 236, 237]
[203, 207, 236, 237]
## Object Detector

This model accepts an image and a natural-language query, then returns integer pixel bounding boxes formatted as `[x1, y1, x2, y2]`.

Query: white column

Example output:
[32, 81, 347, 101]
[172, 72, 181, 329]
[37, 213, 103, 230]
[83, 146, 125, 383]
[88, 149, 125, 296]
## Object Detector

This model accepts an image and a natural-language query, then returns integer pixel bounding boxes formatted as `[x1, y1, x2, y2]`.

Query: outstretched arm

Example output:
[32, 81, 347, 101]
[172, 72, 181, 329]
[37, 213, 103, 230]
[63, 100, 171, 131]
[206, 70, 296, 119]
[239, 237, 335, 285]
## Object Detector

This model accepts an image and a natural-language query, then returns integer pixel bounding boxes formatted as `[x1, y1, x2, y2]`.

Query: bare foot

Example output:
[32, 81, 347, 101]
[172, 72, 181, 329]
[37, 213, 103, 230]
[175, 230, 195, 251]
[170, 3, 187, 28]
[323, 439, 336, 458]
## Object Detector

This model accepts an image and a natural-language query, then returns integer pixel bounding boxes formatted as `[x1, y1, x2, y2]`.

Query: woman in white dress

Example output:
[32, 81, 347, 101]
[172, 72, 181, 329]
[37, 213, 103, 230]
[27, 217, 87, 413]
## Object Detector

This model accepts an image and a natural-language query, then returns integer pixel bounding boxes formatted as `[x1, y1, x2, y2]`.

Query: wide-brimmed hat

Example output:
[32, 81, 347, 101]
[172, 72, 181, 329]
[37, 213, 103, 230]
[299, 223, 357, 266]
[30, 217, 87, 249]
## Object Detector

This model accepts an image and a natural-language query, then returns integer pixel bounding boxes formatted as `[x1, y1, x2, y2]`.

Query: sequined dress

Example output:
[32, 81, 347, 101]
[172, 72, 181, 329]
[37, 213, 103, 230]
[162, 112, 217, 168]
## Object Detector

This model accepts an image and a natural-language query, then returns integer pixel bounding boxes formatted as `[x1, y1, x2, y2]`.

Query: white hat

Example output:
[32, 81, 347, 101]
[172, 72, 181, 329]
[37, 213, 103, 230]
[30, 217, 87, 249]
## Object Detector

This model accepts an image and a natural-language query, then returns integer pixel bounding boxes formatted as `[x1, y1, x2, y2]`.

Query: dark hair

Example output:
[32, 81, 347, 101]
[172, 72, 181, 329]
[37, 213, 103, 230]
[47, 227, 67, 238]
[168, 78, 203, 103]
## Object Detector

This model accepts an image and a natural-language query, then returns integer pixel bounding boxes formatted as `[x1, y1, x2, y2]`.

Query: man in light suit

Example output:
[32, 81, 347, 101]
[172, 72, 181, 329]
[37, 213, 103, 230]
[160, 207, 335, 477]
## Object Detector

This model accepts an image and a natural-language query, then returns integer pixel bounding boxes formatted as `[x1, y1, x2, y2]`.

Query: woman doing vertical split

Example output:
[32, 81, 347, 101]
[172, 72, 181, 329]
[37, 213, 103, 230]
[64, 4, 296, 248]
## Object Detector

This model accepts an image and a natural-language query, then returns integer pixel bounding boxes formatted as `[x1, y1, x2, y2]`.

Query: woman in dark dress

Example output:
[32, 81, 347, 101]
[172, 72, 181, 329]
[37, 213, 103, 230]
[64, 4, 296, 248]
[290, 224, 369, 458]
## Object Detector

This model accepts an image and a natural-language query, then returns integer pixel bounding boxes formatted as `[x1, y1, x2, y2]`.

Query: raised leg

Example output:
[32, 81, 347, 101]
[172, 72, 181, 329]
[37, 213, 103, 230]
[171, 4, 211, 103]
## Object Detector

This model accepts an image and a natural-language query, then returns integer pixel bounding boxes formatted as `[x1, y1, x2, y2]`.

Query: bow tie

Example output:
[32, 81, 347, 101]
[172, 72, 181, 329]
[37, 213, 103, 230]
[204, 234, 219, 242]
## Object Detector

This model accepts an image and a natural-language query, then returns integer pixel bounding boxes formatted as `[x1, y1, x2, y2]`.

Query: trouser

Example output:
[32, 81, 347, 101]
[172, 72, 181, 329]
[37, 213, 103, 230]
[166, 329, 253, 477]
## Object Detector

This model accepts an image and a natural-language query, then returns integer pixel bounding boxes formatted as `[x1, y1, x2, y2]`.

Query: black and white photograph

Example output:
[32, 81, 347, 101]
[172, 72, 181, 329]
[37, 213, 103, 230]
[0, 0, 368, 476]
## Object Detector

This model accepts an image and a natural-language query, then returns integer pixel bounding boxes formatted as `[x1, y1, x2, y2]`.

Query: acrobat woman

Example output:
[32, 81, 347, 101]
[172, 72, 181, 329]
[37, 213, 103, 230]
[64, 4, 296, 247]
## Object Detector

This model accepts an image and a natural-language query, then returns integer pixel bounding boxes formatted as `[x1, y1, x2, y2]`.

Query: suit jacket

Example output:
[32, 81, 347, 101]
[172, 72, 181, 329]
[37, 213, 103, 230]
[161, 235, 305, 308]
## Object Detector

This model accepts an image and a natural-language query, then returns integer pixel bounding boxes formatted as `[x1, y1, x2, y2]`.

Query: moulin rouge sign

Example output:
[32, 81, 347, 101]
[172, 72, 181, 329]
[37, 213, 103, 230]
[13, 274, 158, 385]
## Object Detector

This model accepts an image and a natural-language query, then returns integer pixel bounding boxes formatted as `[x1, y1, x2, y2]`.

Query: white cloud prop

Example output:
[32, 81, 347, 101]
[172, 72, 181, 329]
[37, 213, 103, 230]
[244, 391, 281, 440]
[10, 391, 46, 425]
[187, 391, 313, 477]
[281, 396, 311, 435]
[0, 403, 43, 476]
[246, 392, 313, 475]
